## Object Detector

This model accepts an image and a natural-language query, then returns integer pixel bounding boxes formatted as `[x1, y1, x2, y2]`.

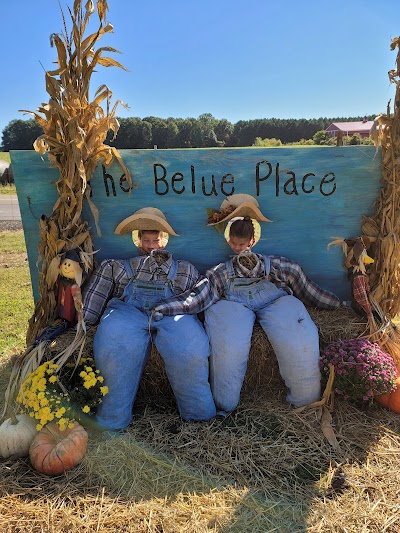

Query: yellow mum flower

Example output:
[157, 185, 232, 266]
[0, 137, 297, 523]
[100, 386, 109, 395]
[58, 418, 68, 431]
[82, 405, 90, 413]
[48, 375, 57, 383]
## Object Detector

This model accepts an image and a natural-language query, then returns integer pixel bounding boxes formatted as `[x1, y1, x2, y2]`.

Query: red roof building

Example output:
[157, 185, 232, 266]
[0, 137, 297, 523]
[326, 120, 374, 138]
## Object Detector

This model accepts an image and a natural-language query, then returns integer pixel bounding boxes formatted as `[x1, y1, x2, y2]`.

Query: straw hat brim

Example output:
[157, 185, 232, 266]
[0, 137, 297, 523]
[208, 201, 272, 226]
[224, 217, 262, 245]
[115, 213, 178, 236]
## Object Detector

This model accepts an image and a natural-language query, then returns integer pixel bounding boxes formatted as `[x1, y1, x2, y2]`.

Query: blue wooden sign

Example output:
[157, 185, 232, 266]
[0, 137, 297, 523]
[11, 146, 382, 302]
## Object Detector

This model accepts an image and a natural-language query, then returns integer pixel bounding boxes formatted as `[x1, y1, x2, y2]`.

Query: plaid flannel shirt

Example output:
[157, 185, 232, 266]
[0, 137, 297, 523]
[82, 251, 202, 325]
[154, 253, 340, 317]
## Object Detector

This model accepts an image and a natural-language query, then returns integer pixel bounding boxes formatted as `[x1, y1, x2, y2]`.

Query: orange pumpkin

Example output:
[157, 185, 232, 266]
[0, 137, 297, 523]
[29, 421, 88, 475]
[375, 364, 400, 414]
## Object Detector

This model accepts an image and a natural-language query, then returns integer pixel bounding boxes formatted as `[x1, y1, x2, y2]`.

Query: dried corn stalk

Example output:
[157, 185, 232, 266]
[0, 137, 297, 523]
[363, 36, 400, 320]
[21, 0, 133, 343]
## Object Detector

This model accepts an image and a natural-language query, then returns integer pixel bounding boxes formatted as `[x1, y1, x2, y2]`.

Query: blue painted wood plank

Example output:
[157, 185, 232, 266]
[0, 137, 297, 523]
[11, 146, 382, 302]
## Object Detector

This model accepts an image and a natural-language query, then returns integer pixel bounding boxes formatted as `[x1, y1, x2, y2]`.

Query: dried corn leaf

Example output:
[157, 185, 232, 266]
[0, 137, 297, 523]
[19, 0, 133, 345]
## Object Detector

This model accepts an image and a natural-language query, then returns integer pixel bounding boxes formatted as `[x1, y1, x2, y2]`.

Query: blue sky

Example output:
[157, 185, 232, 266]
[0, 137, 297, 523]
[1, 0, 399, 136]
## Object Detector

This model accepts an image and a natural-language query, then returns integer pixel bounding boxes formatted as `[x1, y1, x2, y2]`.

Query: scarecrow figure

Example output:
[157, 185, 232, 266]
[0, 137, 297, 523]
[43, 247, 90, 331]
[154, 194, 341, 413]
[329, 235, 400, 362]
[329, 236, 375, 321]
[56, 249, 86, 325]
[82, 207, 216, 431]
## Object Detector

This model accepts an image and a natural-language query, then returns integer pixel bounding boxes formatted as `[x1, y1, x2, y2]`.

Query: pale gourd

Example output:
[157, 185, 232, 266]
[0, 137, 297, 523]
[0, 413, 38, 459]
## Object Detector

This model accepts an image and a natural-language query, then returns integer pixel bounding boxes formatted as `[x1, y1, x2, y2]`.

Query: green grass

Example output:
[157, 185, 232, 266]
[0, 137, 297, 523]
[0, 152, 10, 163]
[0, 184, 17, 194]
[0, 231, 34, 358]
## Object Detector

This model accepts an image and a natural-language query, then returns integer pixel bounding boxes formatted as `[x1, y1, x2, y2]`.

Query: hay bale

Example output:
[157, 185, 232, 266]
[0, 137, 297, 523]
[48, 307, 367, 404]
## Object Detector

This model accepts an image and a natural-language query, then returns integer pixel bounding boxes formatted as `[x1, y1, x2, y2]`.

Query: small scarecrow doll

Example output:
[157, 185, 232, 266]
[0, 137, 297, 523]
[55, 249, 86, 325]
[329, 235, 400, 362]
[329, 236, 376, 324]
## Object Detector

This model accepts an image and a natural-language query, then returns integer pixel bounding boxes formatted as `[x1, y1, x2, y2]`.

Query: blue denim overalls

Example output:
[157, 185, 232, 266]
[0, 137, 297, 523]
[205, 254, 320, 412]
[94, 256, 216, 430]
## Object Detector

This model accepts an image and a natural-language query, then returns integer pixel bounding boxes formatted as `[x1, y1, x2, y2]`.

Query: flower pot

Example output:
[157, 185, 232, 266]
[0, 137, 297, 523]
[375, 364, 400, 414]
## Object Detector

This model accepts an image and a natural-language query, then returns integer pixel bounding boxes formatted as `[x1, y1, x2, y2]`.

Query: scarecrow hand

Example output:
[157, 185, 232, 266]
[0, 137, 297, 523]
[152, 311, 164, 322]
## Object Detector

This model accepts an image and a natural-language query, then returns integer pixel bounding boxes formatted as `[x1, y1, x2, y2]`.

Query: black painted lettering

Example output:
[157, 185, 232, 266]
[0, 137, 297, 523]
[320, 172, 336, 196]
[275, 163, 280, 197]
[283, 171, 298, 195]
[172, 172, 185, 194]
[154, 163, 169, 195]
[302, 173, 315, 194]
[191, 165, 196, 194]
[255, 160, 272, 196]
[102, 165, 116, 197]
[119, 174, 130, 193]
[220, 173, 235, 196]
[202, 175, 218, 196]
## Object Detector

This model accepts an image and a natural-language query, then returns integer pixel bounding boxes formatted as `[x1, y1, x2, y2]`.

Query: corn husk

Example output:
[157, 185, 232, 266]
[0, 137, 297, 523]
[21, 0, 133, 344]
[364, 36, 400, 319]
[3, 1, 133, 415]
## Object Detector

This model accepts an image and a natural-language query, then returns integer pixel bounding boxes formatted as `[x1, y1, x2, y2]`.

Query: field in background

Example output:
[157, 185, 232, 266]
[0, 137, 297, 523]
[0, 152, 11, 163]
[0, 230, 33, 357]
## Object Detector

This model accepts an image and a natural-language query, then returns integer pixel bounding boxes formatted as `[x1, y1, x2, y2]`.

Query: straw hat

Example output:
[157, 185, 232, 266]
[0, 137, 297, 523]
[207, 194, 271, 226]
[115, 207, 178, 236]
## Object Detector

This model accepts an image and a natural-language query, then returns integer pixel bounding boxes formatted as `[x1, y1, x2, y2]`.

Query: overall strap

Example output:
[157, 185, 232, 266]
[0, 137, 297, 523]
[262, 255, 271, 276]
[167, 259, 178, 281]
[123, 258, 136, 279]
[226, 258, 236, 279]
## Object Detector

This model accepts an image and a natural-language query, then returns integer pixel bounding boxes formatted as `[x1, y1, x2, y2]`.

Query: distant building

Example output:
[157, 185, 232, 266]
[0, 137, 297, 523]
[325, 118, 374, 138]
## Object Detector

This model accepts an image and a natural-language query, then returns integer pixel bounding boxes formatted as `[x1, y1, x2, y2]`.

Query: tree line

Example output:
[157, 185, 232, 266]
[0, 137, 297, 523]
[1, 113, 377, 151]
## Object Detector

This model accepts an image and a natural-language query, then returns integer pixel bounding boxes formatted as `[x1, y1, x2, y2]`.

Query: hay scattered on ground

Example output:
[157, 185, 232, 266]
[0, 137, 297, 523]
[2, 307, 400, 532]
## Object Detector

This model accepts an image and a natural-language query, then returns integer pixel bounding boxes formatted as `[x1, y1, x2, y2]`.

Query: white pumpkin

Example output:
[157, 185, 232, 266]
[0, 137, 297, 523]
[0, 414, 38, 459]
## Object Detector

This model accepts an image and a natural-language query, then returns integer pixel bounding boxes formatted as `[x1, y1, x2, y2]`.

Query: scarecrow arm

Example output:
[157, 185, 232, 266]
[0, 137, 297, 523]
[269, 256, 340, 309]
[153, 275, 219, 318]
[82, 259, 122, 325]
